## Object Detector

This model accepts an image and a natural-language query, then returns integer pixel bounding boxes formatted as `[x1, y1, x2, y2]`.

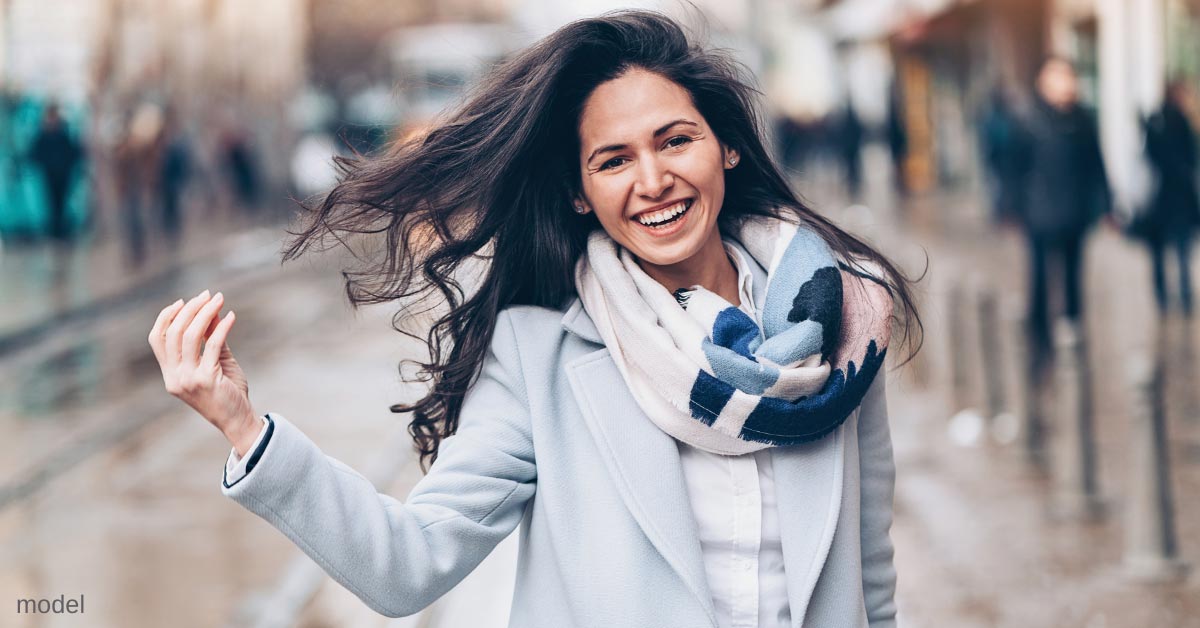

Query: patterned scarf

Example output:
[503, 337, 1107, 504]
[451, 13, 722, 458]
[574, 215, 892, 455]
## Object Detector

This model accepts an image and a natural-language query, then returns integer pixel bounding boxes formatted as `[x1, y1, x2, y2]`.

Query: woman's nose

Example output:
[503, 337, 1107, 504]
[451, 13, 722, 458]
[633, 157, 674, 199]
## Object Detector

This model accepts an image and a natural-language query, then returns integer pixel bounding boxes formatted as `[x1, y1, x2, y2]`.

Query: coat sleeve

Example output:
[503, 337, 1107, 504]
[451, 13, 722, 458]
[858, 368, 898, 627]
[221, 310, 536, 618]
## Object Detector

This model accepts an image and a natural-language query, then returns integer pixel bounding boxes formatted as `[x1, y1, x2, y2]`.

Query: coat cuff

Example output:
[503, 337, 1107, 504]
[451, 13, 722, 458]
[221, 414, 275, 489]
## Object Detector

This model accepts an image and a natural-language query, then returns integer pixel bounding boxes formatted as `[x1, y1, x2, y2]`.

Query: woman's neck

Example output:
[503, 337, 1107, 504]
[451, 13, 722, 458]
[637, 231, 741, 307]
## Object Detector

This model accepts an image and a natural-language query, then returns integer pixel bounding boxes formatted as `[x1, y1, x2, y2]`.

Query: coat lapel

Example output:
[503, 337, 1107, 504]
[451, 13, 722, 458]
[562, 302, 717, 626]
[771, 423, 846, 628]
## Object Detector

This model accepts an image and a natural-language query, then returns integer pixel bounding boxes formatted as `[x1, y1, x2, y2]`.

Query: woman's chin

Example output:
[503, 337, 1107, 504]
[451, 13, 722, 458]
[627, 235, 707, 269]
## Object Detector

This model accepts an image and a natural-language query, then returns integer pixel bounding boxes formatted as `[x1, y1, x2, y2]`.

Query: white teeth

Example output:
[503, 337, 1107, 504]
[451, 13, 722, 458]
[637, 201, 689, 226]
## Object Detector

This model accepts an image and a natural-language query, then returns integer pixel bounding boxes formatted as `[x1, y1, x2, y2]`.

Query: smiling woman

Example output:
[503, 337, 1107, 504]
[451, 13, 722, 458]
[576, 70, 739, 300]
[150, 9, 922, 628]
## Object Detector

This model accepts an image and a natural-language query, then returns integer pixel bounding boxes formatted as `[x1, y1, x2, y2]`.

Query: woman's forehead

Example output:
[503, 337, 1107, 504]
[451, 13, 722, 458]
[578, 70, 703, 145]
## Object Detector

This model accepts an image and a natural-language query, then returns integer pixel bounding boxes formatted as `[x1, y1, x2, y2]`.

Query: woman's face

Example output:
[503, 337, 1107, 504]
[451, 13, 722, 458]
[575, 69, 738, 269]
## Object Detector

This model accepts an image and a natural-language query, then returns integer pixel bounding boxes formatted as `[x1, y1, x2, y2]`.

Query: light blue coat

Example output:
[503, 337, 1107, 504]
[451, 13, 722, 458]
[223, 241, 899, 627]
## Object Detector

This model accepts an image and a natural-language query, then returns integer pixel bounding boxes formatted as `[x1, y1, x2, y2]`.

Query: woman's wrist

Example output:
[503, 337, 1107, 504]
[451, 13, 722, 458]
[224, 409, 263, 458]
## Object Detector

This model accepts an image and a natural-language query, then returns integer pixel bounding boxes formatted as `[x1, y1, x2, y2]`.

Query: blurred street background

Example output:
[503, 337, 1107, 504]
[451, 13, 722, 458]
[1, 0, 1199, 626]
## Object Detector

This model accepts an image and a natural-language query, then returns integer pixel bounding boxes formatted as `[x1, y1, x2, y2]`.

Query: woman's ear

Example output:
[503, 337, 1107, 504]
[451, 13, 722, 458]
[724, 147, 741, 169]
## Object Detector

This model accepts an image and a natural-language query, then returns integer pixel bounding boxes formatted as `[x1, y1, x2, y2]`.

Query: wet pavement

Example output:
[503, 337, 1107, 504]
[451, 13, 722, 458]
[0, 252, 431, 628]
[817, 152, 1200, 627]
[0, 149, 1197, 627]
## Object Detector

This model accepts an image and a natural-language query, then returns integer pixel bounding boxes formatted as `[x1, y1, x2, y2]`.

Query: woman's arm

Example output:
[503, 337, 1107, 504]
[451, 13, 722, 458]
[221, 311, 536, 618]
[858, 368, 898, 627]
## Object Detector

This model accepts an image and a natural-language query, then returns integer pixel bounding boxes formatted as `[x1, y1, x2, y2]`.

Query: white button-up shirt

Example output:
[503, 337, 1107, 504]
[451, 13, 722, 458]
[677, 243, 791, 628]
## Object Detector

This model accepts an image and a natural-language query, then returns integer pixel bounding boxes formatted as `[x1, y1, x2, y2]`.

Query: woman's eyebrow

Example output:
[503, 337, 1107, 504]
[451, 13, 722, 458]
[650, 118, 700, 138]
[586, 118, 700, 164]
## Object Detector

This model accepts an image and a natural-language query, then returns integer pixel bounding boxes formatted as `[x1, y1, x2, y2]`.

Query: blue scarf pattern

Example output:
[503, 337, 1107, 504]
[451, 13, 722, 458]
[575, 216, 892, 455]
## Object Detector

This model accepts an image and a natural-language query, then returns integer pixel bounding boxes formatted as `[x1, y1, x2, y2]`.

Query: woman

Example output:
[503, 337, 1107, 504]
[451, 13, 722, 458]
[148, 11, 920, 627]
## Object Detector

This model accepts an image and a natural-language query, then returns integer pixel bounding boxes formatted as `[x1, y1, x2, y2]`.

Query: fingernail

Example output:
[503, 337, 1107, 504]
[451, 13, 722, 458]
[199, 289, 210, 298]
[174, 298, 184, 306]
[214, 291, 224, 300]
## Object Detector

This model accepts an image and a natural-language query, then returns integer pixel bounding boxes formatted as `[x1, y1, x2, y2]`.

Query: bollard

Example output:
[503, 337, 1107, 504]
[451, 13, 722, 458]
[1049, 317, 1104, 520]
[1004, 303, 1046, 467]
[946, 276, 972, 413]
[946, 274, 985, 445]
[905, 282, 934, 390]
[974, 283, 1011, 442]
[1176, 315, 1200, 424]
[1123, 350, 1189, 582]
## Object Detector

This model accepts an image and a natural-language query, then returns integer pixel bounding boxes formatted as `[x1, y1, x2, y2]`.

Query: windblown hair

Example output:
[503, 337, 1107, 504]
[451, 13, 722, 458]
[283, 10, 924, 471]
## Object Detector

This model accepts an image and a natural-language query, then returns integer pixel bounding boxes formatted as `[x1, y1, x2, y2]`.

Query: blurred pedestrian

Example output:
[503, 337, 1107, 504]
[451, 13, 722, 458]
[29, 103, 83, 242]
[148, 11, 921, 626]
[777, 115, 822, 176]
[1020, 57, 1111, 356]
[159, 107, 192, 243]
[981, 88, 1029, 225]
[115, 102, 165, 266]
[1139, 81, 1199, 317]
[220, 124, 261, 210]
[838, 101, 864, 199]
[775, 115, 802, 171]
[887, 83, 908, 197]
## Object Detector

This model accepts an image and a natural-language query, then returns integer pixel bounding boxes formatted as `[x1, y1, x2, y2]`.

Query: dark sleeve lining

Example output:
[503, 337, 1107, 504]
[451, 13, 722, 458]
[222, 415, 275, 489]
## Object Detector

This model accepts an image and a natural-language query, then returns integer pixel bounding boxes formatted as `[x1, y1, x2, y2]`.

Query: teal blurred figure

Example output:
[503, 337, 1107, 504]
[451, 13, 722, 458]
[30, 103, 83, 242]
[0, 94, 89, 242]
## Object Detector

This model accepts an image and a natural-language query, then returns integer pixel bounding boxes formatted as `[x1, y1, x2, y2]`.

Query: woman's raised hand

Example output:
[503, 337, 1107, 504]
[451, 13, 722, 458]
[149, 290, 261, 456]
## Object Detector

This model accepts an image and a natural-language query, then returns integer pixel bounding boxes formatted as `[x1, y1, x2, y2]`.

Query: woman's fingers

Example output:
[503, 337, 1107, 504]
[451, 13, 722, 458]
[182, 292, 225, 366]
[152, 290, 250, 436]
[148, 298, 185, 361]
[201, 311, 236, 371]
[165, 290, 212, 363]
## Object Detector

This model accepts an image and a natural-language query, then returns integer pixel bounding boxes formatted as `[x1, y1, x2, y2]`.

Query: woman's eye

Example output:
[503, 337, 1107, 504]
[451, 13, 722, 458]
[666, 136, 693, 149]
[599, 157, 627, 171]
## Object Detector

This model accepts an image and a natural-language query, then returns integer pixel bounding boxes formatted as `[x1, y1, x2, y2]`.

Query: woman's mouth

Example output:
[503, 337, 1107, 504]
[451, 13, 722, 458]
[632, 199, 693, 233]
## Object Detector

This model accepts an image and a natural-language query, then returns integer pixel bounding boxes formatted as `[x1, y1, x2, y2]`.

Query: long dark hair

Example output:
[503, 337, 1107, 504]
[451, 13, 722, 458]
[283, 10, 923, 471]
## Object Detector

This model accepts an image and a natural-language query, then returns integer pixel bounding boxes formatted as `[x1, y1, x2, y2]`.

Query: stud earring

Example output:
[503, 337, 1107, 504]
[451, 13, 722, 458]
[573, 202, 588, 214]
[728, 156, 738, 166]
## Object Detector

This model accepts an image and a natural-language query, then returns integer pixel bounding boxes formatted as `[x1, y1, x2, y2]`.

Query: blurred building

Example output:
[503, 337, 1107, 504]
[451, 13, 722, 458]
[1048, 0, 1200, 215]
[820, 0, 1200, 205]
[0, 0, 311, 237]
[306, 0, 515, 91]
[817, 0, 1049, 194]
[885, 0, 1045, 194]
[1, 0, 308, 144]
[94, 0, 309, 196]
[1, 0, 99, 103]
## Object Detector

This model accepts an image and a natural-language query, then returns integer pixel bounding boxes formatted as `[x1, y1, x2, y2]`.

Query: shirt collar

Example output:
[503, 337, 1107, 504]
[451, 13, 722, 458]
[723, 241, 757, 315]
